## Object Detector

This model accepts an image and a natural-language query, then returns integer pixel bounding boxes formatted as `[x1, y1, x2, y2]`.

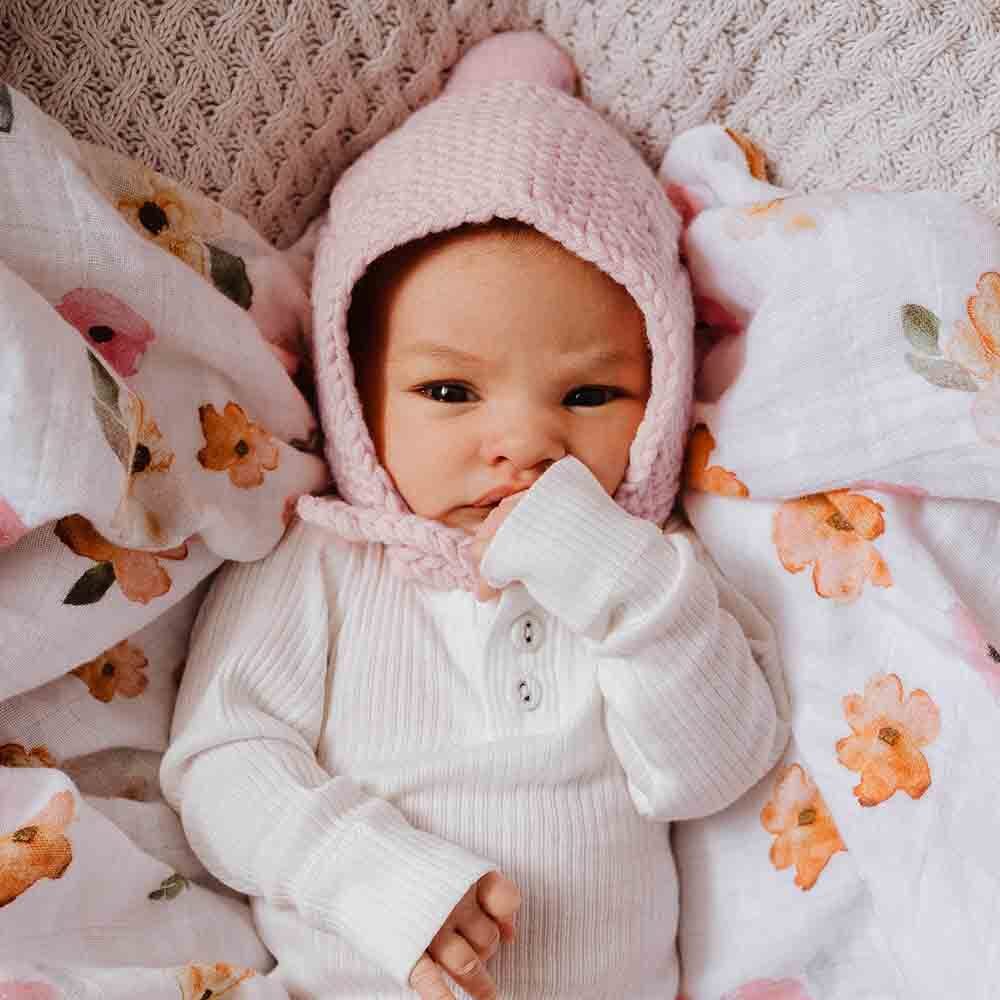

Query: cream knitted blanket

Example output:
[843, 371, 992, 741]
[3, 0, 998, 248]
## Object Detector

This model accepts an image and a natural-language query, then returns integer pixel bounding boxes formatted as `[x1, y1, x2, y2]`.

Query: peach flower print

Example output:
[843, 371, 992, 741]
[761, 763, 845, 890]
[836, 673, 941, 807]
[906, 275, 1000, 445]
[773, 491, 892, 602]
[55, 289, 155, 377]
[198, 401, 280, 488]
[116, 168, 220, 276]
[55, 514, 188, 605]
[945, 272, 1000, 383]
[946, 271, 1000, 444]
[176, 962, 256, 1000]
[0, 744, 57, 768]
[684, 424, 750, 497]
[71, 640, 149, 703]
[951, 603, 1000, 699]
[723, 979, 814, 1000]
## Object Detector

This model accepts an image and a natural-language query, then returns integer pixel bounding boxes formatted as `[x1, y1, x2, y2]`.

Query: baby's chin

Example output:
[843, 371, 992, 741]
[435, 505, 495, 534]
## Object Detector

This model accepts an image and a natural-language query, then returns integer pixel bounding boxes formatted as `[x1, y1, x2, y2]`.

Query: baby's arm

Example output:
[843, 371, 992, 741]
[481, 457, 787, 820]
[160, 521, 503, 992]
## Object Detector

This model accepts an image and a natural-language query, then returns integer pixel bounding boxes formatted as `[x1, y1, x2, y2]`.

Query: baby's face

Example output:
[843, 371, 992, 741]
[354, 227, 650, 533]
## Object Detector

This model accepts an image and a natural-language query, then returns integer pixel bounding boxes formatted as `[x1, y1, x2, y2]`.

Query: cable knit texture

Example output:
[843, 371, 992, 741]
[295, 31, 693, 591]
[3, 1, 998, 250]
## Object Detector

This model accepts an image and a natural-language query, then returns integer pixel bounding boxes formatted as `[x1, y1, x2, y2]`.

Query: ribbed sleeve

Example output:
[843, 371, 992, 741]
[159, 522, 495, 987]
[481, 457, 782, 819]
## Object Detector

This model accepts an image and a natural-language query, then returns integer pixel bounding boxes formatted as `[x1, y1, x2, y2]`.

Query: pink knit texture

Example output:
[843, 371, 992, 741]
[297, 33, 693, 591]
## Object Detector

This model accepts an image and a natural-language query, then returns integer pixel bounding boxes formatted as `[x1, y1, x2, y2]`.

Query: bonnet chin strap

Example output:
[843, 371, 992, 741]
[296, 494, 479, 592]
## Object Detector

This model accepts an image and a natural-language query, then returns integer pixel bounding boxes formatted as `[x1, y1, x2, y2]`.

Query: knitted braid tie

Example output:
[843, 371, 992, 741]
[296, 495, 480, 592]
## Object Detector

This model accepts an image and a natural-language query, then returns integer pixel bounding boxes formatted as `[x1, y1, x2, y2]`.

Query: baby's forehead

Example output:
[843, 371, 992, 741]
[348, 220, 647, 366]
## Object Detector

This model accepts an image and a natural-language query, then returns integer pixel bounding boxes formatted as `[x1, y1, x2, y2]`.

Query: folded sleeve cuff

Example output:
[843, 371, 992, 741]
[480, 456, 666, 638]
[294, 798, 496, 986]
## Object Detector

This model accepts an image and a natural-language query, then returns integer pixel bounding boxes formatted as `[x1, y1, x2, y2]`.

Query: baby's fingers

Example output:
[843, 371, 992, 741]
[477, 870, 521, 940]
[408, 954, 455, 1000]
[428, 931, 497, 1000]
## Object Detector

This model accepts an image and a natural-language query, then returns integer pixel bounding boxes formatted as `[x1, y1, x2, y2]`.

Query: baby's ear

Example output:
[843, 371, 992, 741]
[444, 31, 578, 97]
[659, 124, 790, 221]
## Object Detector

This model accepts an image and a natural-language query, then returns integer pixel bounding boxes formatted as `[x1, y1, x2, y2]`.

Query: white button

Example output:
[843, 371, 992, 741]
[510, 613, 544, 653]
[513, 676, 542, 711]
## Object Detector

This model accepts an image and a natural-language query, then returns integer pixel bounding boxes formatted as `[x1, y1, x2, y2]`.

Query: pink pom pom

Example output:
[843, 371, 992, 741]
[445, 31, 578, 97]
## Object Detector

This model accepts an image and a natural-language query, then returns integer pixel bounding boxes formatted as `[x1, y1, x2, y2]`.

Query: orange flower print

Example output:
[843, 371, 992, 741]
[903, 277, 1000, 445]
[724, 196, 818, 241]
[176, 962, 256, 999]
[725, 127, 769, 181]
[55, 514, 188, 605]
[198, 401, 280, 488]
[773, 491, 892, 602]
[0, 790, 75, 907]
[946, 272, 1000, 383]
[684, 424, 750, 497]
[116, 168, 219, 276]
[761, 764, 846, 891]
[71, 640, 149, 703]
[127, 394, 174, 478]
[836, 673, 941, 807]
[0, 744, 57, 768]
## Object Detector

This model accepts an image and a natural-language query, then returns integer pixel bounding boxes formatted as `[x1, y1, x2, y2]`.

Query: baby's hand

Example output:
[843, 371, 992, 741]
[408, 870, 521, 1000]
[468, 493, 526, 602]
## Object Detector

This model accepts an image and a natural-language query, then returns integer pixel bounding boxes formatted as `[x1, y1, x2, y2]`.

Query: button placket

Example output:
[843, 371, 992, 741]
[507, 611, 546, 713]
[512, 675, 542, 711]
[510, 613, 544, 653]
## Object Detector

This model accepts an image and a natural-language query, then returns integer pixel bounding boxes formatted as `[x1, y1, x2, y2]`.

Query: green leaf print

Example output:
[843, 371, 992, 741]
[901, 304, 941, 355]
[905, 352, 978, 392]
[63, 561, 116, 605]
[88, 351, 132, 466]
[148, 872, 191, 901]
[206, 243, 253, 309]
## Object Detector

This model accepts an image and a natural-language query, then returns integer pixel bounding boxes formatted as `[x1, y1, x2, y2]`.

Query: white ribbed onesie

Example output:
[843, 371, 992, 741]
[161, 458, 783, 999]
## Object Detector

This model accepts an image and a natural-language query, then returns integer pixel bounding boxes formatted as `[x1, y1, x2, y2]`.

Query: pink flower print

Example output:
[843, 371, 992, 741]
[952, 603, 1000, 699]
[0, 497, 28, 549]
[0, 983, 59, 1000]
[663, 182, 705, 227]
[723, 979, 813, 1000]
[55, 289, 155, 376]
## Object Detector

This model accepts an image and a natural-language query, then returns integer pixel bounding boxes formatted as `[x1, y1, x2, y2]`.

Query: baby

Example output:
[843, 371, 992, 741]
[162, 31, 784, 1000]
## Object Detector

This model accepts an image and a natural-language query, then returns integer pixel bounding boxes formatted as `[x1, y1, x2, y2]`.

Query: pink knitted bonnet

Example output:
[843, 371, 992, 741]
[297, 31, 693, 591]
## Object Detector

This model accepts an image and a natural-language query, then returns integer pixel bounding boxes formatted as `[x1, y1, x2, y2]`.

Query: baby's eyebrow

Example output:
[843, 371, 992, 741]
[392, 342, 645, 369]
[393, 342, 486, 367]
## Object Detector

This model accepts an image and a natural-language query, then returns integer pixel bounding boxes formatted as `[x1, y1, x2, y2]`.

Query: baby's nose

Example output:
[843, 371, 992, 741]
[481, 408, 565, 471]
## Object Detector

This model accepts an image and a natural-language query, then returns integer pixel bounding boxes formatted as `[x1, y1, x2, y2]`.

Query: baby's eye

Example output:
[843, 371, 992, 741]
[418, 383, 477, 403]
[563, 386, 620, 407]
